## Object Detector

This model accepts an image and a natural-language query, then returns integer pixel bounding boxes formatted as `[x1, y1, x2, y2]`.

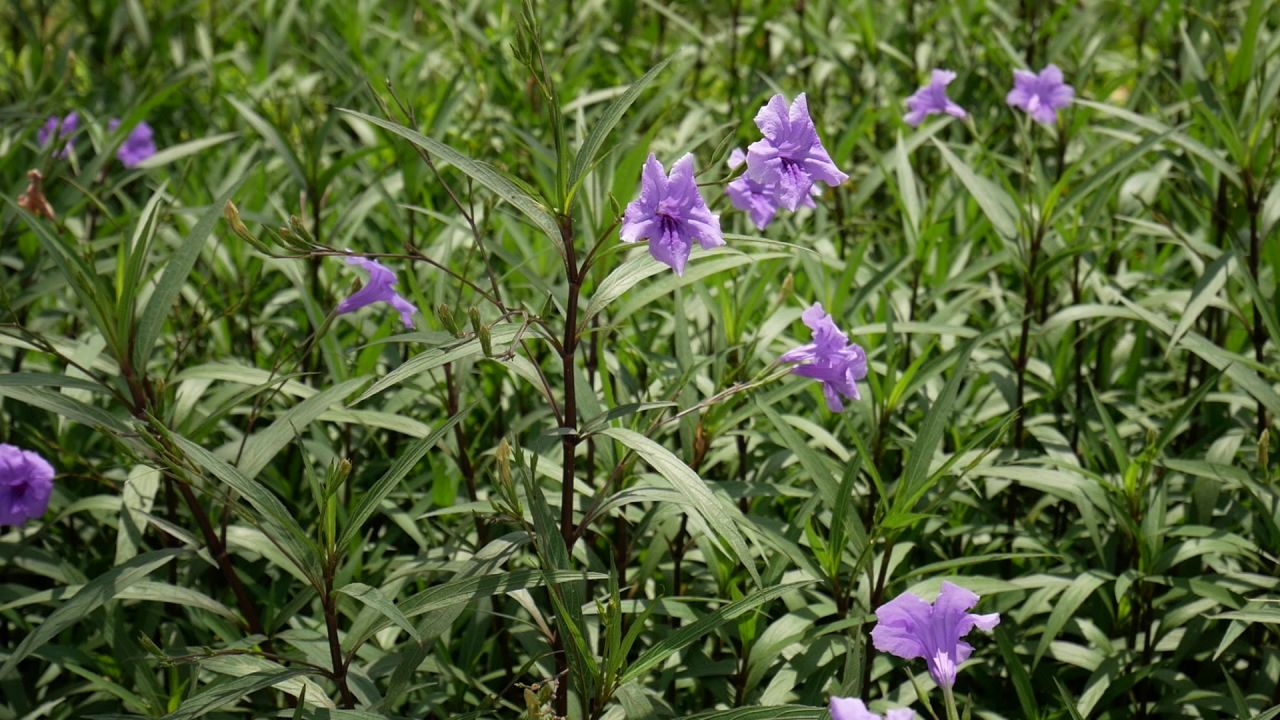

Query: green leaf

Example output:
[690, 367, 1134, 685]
[133, 177, 247, 370]
[162, 669, 310, 720]
[995, 624, 1039, 720]
[336, 582, 421, 641]
[1167, 252, 1231, 356]
[227, 98, 307, 187]
[0, 549, 182, 678]
[686, 707, 824, 720]
[338, 108, 563, 246]
[353, 324, 526, 403]
[1228, 0, 1265, 90]
[168, 432, 321, 587]
[0, 385, 129, 434]
[932, 140, 1018, 239]
[599, 427, 760, 584]
[237, 378, 365, 479]
[620, 582, 808, 683]
[1076, 100, 1240, 187]
[347, 569, 604, 649]
[582, 252, 677, 326]
[1033, 570, 1109, 668]
[890, 338, 974, 515]
[135, 132, 240, 169]
[567, 53, 676, 203]
[338, 409, 467, 548]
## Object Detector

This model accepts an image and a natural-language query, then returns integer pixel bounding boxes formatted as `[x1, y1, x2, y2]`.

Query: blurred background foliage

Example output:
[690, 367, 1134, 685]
[1, 0, 1278, 718]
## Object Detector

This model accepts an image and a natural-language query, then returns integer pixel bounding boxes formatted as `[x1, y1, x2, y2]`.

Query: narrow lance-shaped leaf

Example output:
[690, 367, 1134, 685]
[567, 53, 676, 203]
[621, 582, 809, 683]
[337, 108, 564, 248]
[599, 427, 761, 584]
[931, 139, 1018, 240]
[338, 408, 468, 548]
[0, 549, 183, 678]
[237, 377, 366, 479]
[134, 176, 248, 369]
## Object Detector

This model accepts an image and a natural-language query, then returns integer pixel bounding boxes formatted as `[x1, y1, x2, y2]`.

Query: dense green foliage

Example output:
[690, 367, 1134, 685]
[2, 1, 1279, 718]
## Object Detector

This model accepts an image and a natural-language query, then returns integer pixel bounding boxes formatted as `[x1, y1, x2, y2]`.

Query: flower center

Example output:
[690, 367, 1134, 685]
[656, 198, 684, 235]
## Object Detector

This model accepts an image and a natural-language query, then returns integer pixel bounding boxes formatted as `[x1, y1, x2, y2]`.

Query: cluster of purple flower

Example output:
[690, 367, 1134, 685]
[36, 112, 158, 168]
[904, 64, 1074, 127]
[830, 582, 1001, 719]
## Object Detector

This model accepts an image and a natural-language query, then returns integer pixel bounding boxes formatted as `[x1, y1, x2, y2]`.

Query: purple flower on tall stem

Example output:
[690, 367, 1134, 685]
[335, 255, 418, 328]
[746, 93, 847, 211]
[1005, 64, 1074, 124]
[779, 303, 867, 412]
[726, 148, 817, 230]
[109, 119, 158, 168]
[904, 70, 967, 127]
[870, 582, 1000, 689]
[0, 444, 55, 526]
[37, 112, 79, 158]
[726, 148, 779, 230]
[829, 697, 915, 720]
[620, 153, 723, 276]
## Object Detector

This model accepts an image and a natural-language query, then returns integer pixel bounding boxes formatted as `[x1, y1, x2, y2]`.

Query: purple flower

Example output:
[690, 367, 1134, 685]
[37, 112, 79, 158]
[0, 444, 55, 526]
[109, 119, 158, 168]
[726, 148, 817, 230]
[779, 303, 868, 412]
[1006, 64, 1074, 124]
[829, 697, 915, 720]
[726, 148, 782, 229]
[335, 255, 418, 328]
[870, 581, 1000, 689]
[620, 153, 723, 276]
[904, 69, 967, 127]
[745, 93, 847, 211]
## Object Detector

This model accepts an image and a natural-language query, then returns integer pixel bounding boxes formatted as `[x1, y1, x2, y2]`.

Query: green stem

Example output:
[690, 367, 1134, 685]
[943, 684, 960, 720]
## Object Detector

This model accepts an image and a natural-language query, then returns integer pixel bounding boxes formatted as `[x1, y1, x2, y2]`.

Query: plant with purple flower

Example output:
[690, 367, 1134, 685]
[871, 582, 1000, 718]
[745, 93, 847, 211]
[1006, 64, 1075, 124]
[779, 302, 867, 412]
[109, 119, 158, 168]
[335, 254, 419, 328]
[0, 444, 55, 526]
[37, 112, 79, 158]
[620, 153, 724, 276]
[725, 148, 817, 230]
[830, 697, 915, 720]
[904, 70, 967, 127]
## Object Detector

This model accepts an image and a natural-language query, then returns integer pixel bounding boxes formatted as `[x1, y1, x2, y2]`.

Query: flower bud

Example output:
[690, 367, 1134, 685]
[223, 201, 272, 253]
[288, 214, 315, 246]
[436, 304, 463, 337]
[469, 307, 483, 336]
[478, 323, 494, 358]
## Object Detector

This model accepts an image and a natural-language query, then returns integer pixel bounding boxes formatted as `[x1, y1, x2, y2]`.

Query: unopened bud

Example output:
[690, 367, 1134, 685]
[469, 307, 483, 336]
[224, 201, 272, 253]
[496, 438, 512, 488]
[436, 304, 462, 336]
[289, 214, 315, 246]
[137, 631, 165, 658]
[478, 323, 493, 357]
